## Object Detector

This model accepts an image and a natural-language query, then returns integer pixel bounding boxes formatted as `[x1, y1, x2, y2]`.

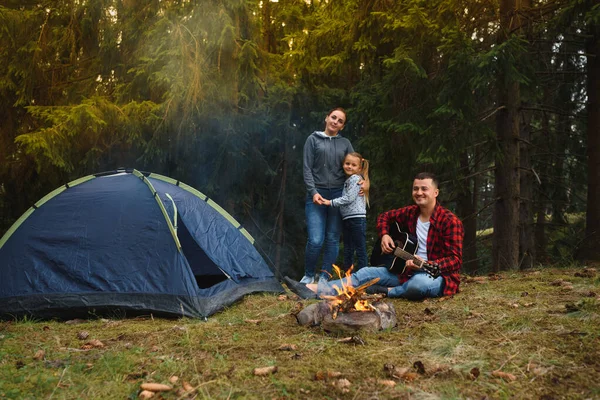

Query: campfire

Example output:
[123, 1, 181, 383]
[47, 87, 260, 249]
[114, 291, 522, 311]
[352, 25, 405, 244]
[295, 265, 397, 333]
[320, 265, 381, 319]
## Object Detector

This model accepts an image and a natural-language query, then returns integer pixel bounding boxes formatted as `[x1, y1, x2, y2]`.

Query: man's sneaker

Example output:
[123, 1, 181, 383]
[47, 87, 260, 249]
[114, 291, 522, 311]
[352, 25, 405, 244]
[283, 276, 319, 300]
[365, 284, 389, 295]
[299, 275, 315, 284]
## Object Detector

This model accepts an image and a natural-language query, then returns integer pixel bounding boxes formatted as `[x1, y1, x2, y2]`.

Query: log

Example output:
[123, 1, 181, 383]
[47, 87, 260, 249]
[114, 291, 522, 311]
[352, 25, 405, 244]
[295, 302, 332, 326]
[296, 301, 396, 334]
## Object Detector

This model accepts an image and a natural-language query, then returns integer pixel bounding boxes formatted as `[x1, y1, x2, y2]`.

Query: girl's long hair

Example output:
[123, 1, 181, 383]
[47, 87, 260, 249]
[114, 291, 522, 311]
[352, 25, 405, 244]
[346, 152, 370, 207]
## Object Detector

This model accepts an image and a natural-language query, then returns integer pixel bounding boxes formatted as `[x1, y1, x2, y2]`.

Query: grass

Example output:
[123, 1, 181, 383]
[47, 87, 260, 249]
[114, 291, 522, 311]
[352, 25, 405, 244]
[1, 267, 599, 399]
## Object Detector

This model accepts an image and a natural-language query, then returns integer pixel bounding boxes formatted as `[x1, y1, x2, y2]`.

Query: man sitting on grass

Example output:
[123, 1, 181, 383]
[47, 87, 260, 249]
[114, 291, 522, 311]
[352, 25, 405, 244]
[285, 172, 464, 300]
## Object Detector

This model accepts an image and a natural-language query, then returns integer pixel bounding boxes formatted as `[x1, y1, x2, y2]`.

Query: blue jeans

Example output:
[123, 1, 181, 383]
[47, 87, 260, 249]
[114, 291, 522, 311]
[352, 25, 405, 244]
[318, 266, 444, 300]
[304, 187, 343, 277]
[343, 217, 367, 271]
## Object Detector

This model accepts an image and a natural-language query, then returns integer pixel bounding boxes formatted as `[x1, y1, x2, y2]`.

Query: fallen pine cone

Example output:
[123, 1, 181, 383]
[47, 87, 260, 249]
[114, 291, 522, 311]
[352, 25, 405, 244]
[77, 331, 89, 340]
[140, 383, 173, 392]
[402, 372, 419, 382]
[277, 344, 298, 351]
[315, 370, 342, 381]
[332, 378, 351, 391]
[138, 390, 154, 399]
[492, 370, 517, 381]
[337, 336, 366, 345]
[384, 364, 407, 379]
[253, 366, 278, 376]
[377, 379, 397, 387]
[81, 339, 104, 349]
[33, 349, 45, 360]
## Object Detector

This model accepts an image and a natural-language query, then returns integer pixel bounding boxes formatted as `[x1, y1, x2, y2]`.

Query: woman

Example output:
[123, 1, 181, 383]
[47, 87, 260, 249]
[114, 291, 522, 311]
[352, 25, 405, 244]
[301, 108, 354, 284]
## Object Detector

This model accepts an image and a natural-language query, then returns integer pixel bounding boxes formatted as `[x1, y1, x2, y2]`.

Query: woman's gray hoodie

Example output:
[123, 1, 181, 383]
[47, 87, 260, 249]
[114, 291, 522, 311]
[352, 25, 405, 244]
[303, 131, 354, 197]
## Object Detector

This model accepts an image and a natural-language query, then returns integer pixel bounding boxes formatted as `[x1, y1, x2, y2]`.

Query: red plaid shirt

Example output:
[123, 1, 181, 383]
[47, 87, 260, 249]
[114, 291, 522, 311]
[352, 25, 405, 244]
[376, 203, 464, 296]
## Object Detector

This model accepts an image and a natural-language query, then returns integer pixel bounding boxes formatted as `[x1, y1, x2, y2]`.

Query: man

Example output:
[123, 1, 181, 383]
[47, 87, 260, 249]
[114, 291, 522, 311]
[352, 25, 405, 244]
[285, 172, 463, 300]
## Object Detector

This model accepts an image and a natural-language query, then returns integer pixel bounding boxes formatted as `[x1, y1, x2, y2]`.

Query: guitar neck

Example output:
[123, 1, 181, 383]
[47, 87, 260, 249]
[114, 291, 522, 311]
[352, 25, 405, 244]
[394, 247, 425, 267]
[389, 232, 441, 278]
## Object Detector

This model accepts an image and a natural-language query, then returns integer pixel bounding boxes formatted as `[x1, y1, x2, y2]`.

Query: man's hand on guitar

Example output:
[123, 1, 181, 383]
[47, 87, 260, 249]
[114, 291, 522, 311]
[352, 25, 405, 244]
[405, 258, 422, 271]
[380, 234, 396, 254]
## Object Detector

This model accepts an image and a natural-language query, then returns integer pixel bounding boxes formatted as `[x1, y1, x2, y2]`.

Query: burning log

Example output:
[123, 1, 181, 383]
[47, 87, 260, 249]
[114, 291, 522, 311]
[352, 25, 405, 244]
[295, 265, 396, 333]
[321, 278, 381, 319]
[322, 301, 396, 333]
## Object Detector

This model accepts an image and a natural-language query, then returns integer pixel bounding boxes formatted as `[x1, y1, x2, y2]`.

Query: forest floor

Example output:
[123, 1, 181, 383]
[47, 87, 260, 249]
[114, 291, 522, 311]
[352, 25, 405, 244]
[1, 267, 599, 399]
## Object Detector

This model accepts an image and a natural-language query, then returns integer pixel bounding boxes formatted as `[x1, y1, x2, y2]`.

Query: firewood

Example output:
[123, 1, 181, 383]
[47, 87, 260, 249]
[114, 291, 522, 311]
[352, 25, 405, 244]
[321, 277, 380, 316]
[354, 278, 381, 292]
[296, 302, 332, 326]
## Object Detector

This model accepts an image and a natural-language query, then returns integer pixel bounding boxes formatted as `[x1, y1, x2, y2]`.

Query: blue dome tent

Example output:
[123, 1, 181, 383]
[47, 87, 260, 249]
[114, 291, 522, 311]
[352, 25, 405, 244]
[0, 169, 283, 319]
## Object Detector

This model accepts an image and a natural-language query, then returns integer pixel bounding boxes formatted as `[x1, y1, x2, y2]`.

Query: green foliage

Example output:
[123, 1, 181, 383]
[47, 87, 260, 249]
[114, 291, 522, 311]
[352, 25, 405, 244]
[475, 36, 532, 88]
[0, 0, 595, 271]
[18, 97, 161, 173]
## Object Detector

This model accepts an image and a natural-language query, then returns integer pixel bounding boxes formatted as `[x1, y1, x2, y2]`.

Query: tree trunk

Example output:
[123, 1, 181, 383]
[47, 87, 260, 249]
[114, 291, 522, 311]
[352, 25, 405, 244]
[517, 0, 535, 270]
[457, 152, 479, 274]
[493, 0, 521, 271]
[519, 104, 535, 269]
[534, 109, 550, 262]
[551, 44, 573, 226]
[275, 130, 288, 276]
[580, 23, 600, 261]
[261, 0, 275, 53]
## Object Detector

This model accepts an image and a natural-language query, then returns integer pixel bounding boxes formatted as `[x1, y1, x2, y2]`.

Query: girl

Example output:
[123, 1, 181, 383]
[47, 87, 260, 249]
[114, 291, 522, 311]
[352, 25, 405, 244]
[322, 152, 370, 272]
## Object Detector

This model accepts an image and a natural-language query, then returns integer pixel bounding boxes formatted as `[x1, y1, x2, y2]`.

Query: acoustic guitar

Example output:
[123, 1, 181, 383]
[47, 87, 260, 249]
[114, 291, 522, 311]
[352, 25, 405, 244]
[370, 222, 441, 278]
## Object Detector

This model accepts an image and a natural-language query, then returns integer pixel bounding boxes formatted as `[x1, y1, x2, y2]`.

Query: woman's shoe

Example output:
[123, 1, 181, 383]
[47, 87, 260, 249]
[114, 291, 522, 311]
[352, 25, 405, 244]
[299, 275, 315, 284]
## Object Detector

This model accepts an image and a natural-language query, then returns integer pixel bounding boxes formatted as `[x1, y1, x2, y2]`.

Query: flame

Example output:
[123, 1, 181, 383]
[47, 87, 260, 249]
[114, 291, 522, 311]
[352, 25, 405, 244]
[330, 264, 354, 296]
[325, 265, 376, 313]
[353, 299, 373, 311]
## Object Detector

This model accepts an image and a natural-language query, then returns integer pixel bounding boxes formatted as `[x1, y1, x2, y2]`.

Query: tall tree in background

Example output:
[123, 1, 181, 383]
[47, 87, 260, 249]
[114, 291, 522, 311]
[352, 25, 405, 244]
[582, 8, 600, 262]
[493, 0, 525, 271]
[429, 0, 498, 273]
[517, 0, 537, 270]
[540, 0, 595, 263]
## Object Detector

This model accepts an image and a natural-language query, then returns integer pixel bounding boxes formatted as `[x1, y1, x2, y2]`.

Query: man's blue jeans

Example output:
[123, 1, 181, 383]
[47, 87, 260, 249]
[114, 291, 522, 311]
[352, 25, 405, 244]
[318, 266, 444, 300]
[304, 187, 343, 278]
